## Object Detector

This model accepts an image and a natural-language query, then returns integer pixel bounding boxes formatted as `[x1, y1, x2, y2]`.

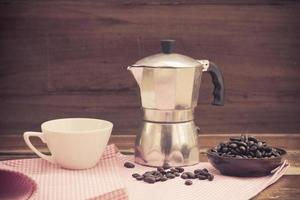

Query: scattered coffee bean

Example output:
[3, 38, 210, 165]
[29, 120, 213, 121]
[163, 163, 171, 169]
[208, 174, 214, 181]
[136, 175, 144, 181]
[132, 173, 140, 178]
[131, 165, 215, 185]
[170, 168, 179, 173]
[197, 170, 209, 176]
[198, 175, 207, 180]
[181, 173, 189, 179]
[124, 162, 135, 168]
[185, 180, 193, 185]
[166, 173, 175, 179]
[186, 172, 195, 179]
[202, 168, 208, 173]
[175, 167, 184, 173]
[144, 176, 156, 184]
[157, 167, 164, 172]
[143, 172, 153, 177]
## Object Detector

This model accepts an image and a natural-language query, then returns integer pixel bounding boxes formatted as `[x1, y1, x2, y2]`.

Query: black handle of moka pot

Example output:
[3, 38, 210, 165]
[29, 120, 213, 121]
[205, 62, 225, 106]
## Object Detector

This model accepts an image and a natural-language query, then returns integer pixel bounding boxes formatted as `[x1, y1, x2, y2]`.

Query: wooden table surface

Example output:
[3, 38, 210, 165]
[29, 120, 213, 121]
[1, 133, 300, 200]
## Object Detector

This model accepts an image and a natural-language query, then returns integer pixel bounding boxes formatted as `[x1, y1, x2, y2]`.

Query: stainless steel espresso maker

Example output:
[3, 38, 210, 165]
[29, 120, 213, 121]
[128, 40, 225, 167]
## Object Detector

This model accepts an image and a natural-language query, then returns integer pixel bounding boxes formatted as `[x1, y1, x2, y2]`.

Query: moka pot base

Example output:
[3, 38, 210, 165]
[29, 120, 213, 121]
[134, 121, 200, 167]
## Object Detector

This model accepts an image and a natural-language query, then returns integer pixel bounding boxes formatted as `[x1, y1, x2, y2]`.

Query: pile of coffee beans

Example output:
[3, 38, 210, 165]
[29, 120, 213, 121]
[211, 135, 283, 159]
[124, 162, 214, 185]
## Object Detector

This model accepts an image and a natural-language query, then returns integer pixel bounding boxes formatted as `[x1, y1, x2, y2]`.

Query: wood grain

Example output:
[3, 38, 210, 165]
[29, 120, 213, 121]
[0, 0, 300, 135]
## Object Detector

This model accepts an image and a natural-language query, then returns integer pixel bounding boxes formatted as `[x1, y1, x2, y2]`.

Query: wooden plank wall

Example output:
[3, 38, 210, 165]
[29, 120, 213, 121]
[0, 0, 299, 135]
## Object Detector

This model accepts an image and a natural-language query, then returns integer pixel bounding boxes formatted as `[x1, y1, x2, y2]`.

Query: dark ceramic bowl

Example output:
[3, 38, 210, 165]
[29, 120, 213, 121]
[207, 147, 287, 177]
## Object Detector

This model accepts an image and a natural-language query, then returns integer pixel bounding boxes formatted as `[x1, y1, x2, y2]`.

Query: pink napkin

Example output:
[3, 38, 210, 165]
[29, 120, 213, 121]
[0, 145, 127, 200]
[119, 155, 289, 200]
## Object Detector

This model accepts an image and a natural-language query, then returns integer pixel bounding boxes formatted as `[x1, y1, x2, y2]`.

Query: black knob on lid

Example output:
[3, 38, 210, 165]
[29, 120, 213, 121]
[161, 39, 175, 54]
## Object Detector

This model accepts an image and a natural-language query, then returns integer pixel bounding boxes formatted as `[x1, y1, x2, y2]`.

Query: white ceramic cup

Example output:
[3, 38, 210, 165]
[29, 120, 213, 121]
[23, 118, 113, 170]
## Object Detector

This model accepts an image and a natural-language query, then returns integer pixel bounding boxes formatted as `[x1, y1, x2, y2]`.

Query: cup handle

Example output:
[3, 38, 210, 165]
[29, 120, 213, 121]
[23, 131, 55, 163]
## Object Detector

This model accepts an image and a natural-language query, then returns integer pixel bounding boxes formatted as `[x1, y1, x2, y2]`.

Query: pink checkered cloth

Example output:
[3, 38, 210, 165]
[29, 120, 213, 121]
[0, 144, 288, 200]
[0, 145, 127, 200]
[119, 155, 289, 200]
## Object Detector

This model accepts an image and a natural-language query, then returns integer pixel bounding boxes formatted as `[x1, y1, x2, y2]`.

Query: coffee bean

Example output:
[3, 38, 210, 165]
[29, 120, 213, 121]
[135, 175, 144, 181]
[250, 145, 258, 151]
[175, 167, 184, 173]
[181, 173, 189, 179]
[155, 176, 161, 182]
[257, 142, 263, 149]
[194, 169, 201, 174]
[174, 172, 180, 177]
[197, 170, 209, 176]
[151, 170, 158, 174]
[132, 173, 140, 178]
[264, 146, 272, 152]
[265, 152, 272, 157]
[143, 172, 153, 177]
[239, 146, 246, 152]
[144, 176, 156, 184]
[237, 141, 247, 147]
[230, 149, 239, 155]
[221, 147, 229, 153]
[166, 173, 175, 179]
[248, 136, 258, 143]
[256, 150, 262, 158]
[160, 176, 168, 182]
[186, 172, 195, 179]
[185, 180, 193, 185]
[124, 162, 135, 168]
[229, 143, 238, 148]
[170, 168, 179, 173]
[202, 168, 208, 173]
[208, 174, 214, 181]
[163, 163, 171, 169]
[251, 152, 256, 157]
[157, 167, 164, 172]
[198, 175, 207, 180]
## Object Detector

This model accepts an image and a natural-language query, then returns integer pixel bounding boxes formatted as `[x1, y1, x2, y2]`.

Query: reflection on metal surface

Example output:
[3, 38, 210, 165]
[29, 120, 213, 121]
[134, 121, 199, 167]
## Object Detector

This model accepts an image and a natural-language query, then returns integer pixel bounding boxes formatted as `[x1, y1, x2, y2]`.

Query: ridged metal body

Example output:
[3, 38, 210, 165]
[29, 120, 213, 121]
[128, 41, 224, 167]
